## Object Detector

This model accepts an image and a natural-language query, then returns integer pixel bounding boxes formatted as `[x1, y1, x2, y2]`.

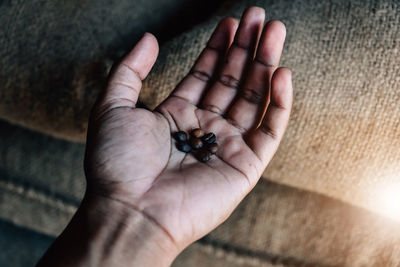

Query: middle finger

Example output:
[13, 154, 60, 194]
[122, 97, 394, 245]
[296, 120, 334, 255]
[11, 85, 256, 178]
[201, 7, 265, 115]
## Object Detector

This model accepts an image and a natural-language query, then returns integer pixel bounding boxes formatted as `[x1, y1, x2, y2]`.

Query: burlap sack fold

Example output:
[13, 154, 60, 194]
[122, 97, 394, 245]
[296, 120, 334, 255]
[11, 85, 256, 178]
[1, 120, 400, 266]
[1, 0, 399, 218]
[175, 179, 400, 266]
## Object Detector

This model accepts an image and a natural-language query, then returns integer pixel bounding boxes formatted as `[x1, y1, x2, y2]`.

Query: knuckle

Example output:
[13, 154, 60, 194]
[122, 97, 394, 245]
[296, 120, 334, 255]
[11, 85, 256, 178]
[242, 88, 264, 104]
[204, 104, 223, 115]
[254, 57, 275, 68]
[111, 64, 143, 87]
[226, 118, 247, 133]
[260, 124, 279, 140]
[218, 74, 240, 89]
[108, 82, 139, 94]
[120, 63, 143, 80]
[232, 40, 250, 51]
[190, 70, 212, 82]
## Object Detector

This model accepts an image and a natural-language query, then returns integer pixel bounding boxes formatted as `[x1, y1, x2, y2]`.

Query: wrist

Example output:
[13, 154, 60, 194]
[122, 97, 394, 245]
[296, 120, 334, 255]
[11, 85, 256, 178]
[80, 192, 180, 266]
[38, 191, 179, 267]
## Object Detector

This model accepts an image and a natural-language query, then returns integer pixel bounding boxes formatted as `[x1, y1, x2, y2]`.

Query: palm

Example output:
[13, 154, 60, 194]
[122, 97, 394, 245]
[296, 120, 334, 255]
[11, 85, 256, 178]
[85, 7, 292, 249]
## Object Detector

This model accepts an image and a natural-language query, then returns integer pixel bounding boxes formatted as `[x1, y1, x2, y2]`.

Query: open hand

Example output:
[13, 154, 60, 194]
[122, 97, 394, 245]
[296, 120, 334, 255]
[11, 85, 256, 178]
[85, 6, 292, 258]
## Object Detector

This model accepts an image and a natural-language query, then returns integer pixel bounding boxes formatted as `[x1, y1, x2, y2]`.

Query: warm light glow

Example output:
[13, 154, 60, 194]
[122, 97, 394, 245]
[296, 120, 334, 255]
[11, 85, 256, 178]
[374, 185, 400, 221]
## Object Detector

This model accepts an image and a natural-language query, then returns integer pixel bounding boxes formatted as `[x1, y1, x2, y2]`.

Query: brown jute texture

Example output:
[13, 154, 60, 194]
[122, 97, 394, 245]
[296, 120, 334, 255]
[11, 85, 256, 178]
[1, 119, 399, 266]
[175, 180, 400, 266]
[141, 0, 400, 217]
[0, 0, 219, 141]
[1, 0, 399, 216]
[4, 178, 400, 266]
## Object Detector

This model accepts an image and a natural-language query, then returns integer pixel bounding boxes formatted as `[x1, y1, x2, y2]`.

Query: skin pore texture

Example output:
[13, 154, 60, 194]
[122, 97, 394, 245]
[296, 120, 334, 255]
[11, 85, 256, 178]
[36, 6, 293, 267]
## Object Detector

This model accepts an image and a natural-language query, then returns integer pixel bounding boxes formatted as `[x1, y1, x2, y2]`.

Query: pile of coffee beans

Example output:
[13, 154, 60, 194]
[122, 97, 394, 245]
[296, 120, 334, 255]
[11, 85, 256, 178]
[173, 128, 219, 162]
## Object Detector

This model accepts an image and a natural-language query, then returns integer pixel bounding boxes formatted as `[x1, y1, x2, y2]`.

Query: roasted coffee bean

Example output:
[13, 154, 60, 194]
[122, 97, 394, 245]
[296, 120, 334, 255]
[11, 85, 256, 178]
[197, 150, 211, 162]
[177, 142, 192, 153]
[191, 128, 205, 138]
[207, 143, 219, 154]
[202, 132, 216, 144]
[190, 138, 203, 150]
[174, 131, 187, 142]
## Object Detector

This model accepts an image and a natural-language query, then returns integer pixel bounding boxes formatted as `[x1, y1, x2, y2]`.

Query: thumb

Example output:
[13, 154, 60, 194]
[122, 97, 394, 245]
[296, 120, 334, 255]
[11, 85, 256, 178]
[97, 33, 159, 111]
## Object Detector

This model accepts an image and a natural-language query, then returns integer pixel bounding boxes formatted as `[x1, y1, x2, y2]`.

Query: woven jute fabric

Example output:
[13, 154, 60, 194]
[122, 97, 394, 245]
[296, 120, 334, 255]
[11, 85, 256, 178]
[0, 0, 219, 142]
[1, 120, 400, 266]
[1, 0, 399, 215]
[141, 0, 400, 216]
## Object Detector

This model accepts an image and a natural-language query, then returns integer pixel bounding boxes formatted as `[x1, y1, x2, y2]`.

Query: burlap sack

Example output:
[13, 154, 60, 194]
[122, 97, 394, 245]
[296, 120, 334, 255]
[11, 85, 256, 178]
[2, 119, 400, 266]
[1, 0, 399, 218]
[175, 180, 400, 266]
[0, 0, 220, 141]
[141, 0, 400, 218]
